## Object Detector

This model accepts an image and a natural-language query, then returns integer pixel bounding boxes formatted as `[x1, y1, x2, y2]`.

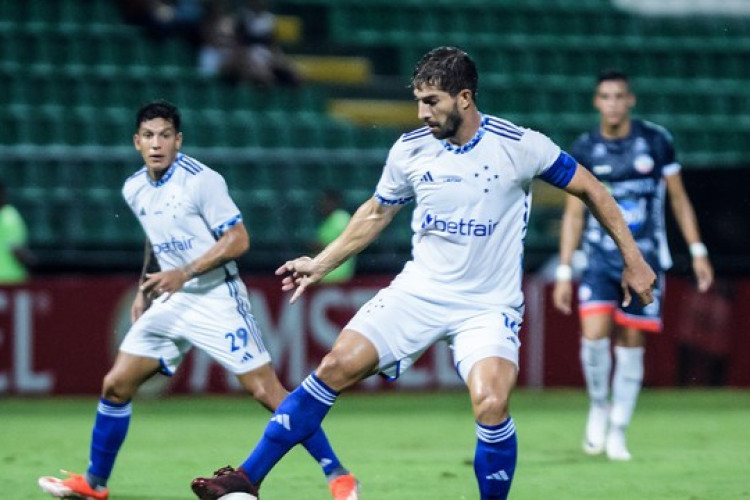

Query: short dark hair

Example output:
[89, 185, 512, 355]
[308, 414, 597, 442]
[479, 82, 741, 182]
[135, 100, 181, 132]
[597, 69, 630, 86]
[411, 46, 478, 99]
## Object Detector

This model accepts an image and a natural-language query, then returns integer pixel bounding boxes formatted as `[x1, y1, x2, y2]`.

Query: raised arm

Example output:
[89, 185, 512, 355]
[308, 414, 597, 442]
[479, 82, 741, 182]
[664, 172, 713, 292]
[276, 196, 402, 303]
[563, 164, 656, 307]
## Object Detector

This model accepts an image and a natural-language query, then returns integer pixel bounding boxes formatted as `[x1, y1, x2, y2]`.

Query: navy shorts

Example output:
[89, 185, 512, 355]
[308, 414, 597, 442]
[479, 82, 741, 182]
[577, 262, 663, 333]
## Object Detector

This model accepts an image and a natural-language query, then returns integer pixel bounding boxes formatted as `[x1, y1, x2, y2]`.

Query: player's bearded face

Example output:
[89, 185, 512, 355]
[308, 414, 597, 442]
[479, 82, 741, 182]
[415, 85, 463, 140]
[429, 101, 462, 140]
[134, 118, 183, 180]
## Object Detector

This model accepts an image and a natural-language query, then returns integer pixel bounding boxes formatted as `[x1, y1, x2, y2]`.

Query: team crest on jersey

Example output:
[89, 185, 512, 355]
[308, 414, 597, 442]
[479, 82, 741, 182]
[633, 154, 654, 174]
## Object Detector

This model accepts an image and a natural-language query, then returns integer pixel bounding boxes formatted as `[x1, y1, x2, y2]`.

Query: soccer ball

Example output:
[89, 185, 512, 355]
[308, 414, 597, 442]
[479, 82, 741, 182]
[218, 494, 257, 500]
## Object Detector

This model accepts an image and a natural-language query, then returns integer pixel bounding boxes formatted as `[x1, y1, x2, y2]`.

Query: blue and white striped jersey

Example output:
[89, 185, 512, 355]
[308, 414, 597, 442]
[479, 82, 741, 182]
[570, 119, 681, 271]
[122, 153, 243, 290]
[375, 114, 576, 313]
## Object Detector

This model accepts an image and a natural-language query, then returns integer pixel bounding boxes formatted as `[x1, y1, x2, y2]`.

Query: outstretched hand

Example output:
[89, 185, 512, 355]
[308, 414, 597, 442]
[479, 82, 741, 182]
[275, 256, 325, 303]
[620, 259, 657, 307]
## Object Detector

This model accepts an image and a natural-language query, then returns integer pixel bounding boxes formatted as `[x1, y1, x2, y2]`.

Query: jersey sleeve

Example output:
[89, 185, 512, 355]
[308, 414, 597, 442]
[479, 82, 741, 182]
[374, 141, 415, 206]
[568, 134, 591, 170]
[518, 128, 576, 188]
[656, 127, 681, 177]
[195, 170, 243, 237]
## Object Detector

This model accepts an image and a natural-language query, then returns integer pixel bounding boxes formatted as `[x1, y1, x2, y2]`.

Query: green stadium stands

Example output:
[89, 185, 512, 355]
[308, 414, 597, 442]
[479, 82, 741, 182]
[0, 0, 118, 24]
[1, 0, 748, 271]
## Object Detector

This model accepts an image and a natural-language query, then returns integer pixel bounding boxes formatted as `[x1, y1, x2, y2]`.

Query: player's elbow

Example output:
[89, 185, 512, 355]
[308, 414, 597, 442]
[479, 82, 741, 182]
[238, 233, 251, 254]
[225, 228, 250, 257]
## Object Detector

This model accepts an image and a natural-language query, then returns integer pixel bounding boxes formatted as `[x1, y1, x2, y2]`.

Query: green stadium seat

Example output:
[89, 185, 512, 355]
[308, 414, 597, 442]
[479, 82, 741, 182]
[9, 158, 74, 203]
[66, 197, 137, 247]
[14, 198, 67, 247]
[0, 107, 22, 144]
[243, 193, 286, 246]
[16, 0, 116, 24]
[224, 111, 260, 148]
[52, 106, 129, 147]
[12, 105, 67, 145]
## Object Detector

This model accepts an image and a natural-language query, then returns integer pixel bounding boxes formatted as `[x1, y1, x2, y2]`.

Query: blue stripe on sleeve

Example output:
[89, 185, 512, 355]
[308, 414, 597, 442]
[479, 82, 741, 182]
[539, 151, 577, 188]
[212, 214, 243, 238]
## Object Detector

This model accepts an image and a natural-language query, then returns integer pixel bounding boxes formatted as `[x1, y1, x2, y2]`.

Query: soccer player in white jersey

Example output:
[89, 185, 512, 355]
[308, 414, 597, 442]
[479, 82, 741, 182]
[191, 47, 656, 500]
[38, 101, 360, 500]
[553, 71, 714, 461]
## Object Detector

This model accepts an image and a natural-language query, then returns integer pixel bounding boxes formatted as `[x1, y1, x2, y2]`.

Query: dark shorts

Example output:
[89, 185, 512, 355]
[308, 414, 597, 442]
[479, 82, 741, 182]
[577, 262, 664, 333]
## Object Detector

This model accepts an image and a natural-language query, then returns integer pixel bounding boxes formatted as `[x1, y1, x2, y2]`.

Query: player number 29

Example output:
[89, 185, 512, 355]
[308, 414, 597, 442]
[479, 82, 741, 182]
[225, 328, 249, 352]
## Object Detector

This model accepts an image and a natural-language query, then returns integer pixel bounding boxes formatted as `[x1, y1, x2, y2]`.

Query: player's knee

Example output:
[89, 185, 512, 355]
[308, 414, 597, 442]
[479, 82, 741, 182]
[472, 391, 510, 424]
[316, 351, 363, 391]
[101, 372, 135, 403]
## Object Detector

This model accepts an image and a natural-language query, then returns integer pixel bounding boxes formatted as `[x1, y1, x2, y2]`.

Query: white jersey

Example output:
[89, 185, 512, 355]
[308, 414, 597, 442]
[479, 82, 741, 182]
[375, 114, 574, 313]
[122, 153, 242, 291]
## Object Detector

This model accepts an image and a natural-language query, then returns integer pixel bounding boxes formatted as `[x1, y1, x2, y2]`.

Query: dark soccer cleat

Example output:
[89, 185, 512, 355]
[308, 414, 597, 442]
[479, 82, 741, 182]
[191, 466, 259, 500]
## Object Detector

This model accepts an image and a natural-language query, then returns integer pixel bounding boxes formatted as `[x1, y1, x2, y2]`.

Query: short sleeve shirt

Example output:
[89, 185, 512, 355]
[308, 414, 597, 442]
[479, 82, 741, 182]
[122, 153, 243, 290]
[570, 119, 680, 271]
[375, 114, 576, 312]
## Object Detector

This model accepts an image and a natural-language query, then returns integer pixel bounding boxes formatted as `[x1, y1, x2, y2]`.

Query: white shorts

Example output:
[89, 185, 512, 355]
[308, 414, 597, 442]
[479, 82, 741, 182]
[345, 285, 522, 383]
[120, 277, 271, 375]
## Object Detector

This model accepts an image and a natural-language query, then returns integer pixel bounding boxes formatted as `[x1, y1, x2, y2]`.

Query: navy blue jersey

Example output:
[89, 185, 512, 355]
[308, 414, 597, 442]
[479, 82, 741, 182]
[570, 119, 680, 273]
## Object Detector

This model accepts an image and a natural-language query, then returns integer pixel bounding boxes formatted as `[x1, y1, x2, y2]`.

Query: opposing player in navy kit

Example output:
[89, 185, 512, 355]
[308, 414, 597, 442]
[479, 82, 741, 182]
[553, 70, 714, 461]
[191, 48, 656, 500]
[38, 101, 359, 500]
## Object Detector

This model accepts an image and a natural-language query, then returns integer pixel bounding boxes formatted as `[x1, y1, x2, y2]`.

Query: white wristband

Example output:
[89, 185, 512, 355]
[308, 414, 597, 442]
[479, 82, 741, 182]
[555, 264, 573, 281]
[689, 242, 708, 258]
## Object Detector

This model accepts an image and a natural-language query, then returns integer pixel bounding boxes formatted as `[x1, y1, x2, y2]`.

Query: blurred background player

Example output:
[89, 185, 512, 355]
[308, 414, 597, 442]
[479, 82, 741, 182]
[197, 0, 299, 87]
[553, 70, 714, 461]
[235, 0, 300, 86]
[38, 100, 358, 500]
[314, 189, 355, 284]
[190, 46, 657, 500]
[0, 181, 35, 284]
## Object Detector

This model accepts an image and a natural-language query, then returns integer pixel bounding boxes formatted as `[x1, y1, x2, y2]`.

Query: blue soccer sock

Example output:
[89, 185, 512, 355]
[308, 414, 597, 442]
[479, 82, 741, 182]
[241, 373, 338, 484]
[474, 417, 517, 500]
[301, 427, 345, 479]
[86, 398, 132, 487]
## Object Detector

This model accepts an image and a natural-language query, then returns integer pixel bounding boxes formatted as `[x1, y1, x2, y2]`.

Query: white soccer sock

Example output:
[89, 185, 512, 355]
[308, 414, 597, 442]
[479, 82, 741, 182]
[610, 346, 645, 429]
[580, 337, 612, 406]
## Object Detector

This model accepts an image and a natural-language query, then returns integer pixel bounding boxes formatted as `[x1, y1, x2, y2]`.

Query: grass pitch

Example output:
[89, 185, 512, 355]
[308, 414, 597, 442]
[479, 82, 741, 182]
[2, 389, 748, 499]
